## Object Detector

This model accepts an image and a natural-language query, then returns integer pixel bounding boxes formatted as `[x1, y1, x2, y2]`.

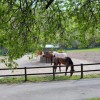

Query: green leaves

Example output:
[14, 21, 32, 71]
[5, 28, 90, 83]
[0, 0, 100, 62]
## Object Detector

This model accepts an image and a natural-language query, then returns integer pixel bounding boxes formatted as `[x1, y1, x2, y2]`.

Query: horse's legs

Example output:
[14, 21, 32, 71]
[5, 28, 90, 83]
[47, 57, 50, 63]
[53, 65, 57, 73]
[53, 60, 57, 72]
[70, 65, 74, 76]
[55, 66, 57, 72]
[46, 57, 47, 63]
[65, 65, 69, 76]
[58, 63, 61, 72]
[58, 60, 61, 72]
[51, 56, 53, 65]
[59, 66, 61, 72]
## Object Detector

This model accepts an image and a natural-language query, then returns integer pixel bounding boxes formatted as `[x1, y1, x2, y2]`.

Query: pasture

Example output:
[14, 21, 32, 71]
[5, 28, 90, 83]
[67, 47, 100, 52]
[0, 73, 100, 84]
[0, 48, 100, 84]
[58, 47, 100, 52]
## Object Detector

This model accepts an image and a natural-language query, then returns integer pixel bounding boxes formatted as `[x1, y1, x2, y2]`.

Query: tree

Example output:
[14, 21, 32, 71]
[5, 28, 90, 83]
[0, 0, 100, 62]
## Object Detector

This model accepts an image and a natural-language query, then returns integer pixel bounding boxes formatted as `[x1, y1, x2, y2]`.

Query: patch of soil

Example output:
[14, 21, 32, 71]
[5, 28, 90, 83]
[67, 51, 100, 63]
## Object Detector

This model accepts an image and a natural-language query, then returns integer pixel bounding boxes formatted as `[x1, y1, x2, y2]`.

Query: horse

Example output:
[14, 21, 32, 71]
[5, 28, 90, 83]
[42, 51, 67, 65]
[36, 51, 43, 56]
[53, 51, 67, 58]
[52, 51, 68, 72]
[42, 51, 54, 65]
[53, 57, 74, 76]
[43, 51, 68, 66]
[37, 51, 43, 55]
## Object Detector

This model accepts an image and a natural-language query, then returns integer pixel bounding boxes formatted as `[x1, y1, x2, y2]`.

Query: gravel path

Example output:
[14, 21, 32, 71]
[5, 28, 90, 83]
[0, 78, 100, 100]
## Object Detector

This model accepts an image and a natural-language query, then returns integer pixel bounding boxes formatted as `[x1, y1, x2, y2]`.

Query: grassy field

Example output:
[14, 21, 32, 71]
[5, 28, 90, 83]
[67, 47, 100, 52]
[87, 98, 100, 100]
[0, 47, 100, 84]
[56, 47, 100, 54]
[0, 73, 100, 84]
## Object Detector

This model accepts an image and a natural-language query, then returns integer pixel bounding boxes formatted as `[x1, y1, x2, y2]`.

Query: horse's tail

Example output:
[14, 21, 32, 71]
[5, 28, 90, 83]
[66, 60, 74, 76]
[65, 57, 74, 76]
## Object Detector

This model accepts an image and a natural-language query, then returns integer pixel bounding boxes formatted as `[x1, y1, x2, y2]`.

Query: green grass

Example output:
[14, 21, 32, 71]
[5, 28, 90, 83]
[67, 47, 100, 52]
[0, 77, 25, 84]
[87, 98, 100, 100]
[0, 47, 100, 84]
[56, 47, 100, 53]
[0, 73, 100, 84]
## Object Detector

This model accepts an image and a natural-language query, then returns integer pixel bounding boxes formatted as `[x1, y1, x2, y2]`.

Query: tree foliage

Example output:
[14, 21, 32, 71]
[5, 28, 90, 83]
[0, 0, 100, 61]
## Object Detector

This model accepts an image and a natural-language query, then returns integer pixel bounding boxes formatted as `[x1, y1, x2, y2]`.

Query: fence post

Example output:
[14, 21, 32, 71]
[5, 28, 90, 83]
[81, 64, 83, 79]
[53, 66, 55, 80]
[24, 67, 27, 81]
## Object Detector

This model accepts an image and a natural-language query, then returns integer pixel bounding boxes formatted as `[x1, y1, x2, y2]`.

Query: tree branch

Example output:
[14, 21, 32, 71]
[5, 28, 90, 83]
[45, 0, 54, 9]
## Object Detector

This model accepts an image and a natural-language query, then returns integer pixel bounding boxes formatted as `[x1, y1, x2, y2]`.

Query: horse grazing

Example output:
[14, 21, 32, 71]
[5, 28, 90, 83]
[53, 57, 74, 76]
[43, 51, 54, 65]
[53, 51, 68, 72]
[42, 51, 67, 65]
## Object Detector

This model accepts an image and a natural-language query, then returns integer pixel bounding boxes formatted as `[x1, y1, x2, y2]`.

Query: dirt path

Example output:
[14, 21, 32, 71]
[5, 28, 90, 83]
[67, 51, 100, 63]
[0, 78, 100, 100]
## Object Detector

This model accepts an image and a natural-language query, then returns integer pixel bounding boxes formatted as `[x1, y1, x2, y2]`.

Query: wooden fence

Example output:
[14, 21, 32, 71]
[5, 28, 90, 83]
[0, 63, 100, 81]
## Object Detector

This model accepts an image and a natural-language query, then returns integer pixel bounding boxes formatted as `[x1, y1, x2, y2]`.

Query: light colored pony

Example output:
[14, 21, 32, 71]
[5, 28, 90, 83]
[53, 51, 67, 58]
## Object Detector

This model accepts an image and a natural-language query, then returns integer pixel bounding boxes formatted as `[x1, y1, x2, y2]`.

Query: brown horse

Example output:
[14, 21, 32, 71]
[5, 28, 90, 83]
[36, 51, 43, 56]
[43, 51, 53, 65]
[53, 57, 74, 76]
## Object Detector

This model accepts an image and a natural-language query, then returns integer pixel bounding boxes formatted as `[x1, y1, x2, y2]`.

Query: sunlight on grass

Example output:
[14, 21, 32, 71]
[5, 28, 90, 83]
[0, 73, 100, 84]
[67, 47, 100, 52]
[0, 77, 25, 84]
[87, 98, 100, 100]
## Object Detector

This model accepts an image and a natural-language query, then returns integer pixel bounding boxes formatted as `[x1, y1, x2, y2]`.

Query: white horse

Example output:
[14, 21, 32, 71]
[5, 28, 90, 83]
[53, 51, 67, 58]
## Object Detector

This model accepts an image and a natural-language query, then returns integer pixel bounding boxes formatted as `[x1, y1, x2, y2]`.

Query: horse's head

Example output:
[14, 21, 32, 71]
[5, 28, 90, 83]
[43, 54, 46, 57]
[36, 51, 44, 56]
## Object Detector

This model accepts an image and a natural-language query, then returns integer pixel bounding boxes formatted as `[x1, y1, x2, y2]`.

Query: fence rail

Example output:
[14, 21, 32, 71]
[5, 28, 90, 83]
[0, 63, 100, 81]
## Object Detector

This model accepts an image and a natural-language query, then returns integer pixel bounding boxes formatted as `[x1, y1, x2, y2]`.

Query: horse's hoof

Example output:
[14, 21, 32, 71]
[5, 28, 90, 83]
[70, 70, 75, 72]
[65, 73, 67, 76]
